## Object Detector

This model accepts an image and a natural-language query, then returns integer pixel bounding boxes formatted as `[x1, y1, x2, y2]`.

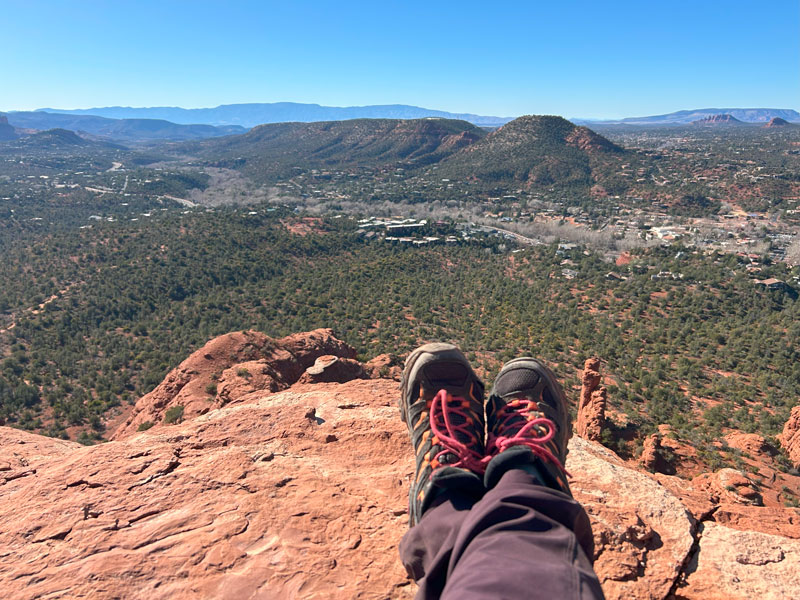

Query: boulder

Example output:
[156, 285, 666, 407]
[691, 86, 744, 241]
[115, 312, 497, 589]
[297, 355, 369, 384]
[569, 436, 696, 600]
[679, 522, 800, 600]
[364, 353, 403, 380]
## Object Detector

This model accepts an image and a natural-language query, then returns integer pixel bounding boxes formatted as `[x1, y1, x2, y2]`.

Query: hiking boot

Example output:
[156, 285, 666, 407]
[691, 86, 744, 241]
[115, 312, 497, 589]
[484, 357, 572, 495]
[400, 343, 487, 526]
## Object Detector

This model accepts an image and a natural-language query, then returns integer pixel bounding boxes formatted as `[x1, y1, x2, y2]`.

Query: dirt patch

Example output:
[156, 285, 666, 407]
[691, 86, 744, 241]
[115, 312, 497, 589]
[283, 217, 324, 236]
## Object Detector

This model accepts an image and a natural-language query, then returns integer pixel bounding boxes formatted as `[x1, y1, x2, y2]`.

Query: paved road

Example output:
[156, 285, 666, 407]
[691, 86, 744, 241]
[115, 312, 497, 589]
[480, 224, 542, 246]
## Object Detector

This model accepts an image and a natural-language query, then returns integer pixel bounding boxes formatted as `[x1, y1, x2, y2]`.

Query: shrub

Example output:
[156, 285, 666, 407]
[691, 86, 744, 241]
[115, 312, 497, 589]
[205, 383, 218, 396]
[163, 405, 184, 425]
[77, 431, 95, 446]
[137, 421, 154, 431]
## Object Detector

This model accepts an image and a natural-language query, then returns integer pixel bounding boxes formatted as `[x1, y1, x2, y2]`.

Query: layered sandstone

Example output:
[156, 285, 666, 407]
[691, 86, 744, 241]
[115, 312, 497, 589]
[576, 357, 606, 441]
[2, 331, 800, 599]
[779, 404, 800, 469]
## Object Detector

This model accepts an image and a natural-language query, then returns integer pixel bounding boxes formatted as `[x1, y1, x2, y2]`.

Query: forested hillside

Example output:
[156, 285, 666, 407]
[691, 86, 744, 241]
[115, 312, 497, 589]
[185, 118, 486, 183]
[1, 208, 798, 469]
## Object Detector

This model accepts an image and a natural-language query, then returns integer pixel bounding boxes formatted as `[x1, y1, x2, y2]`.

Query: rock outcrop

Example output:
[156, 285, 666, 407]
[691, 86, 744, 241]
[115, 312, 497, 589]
[112, 328, 357, 439]
[2, 331, 800, 599]
[724, 432, 777, 459]
[576, 357, 606, 441]
[680, 523, 800, 600]
[764, 117, 791, 128]
[363, 353, 403, 380]
[779, 404, 800, 469]
[691, 114, 743, 125]
[640, 433, 675, 474]
[0, 115, 19, 140]
[570, 437, 695, 599]
[297, 355, 369, 384]
[1, 380, 412, 600]
[693, 468, 763, 506]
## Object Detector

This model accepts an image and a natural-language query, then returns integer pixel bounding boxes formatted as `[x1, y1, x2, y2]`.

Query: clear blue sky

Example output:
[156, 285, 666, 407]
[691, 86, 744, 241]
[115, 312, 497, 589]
[3, 0, 798, 119]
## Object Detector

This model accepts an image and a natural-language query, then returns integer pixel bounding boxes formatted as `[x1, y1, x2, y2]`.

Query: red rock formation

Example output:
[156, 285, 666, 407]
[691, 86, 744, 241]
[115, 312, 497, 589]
[691, 113, 743, 125]
[3, 333, 800, 599]
[576, 358, 606, 441]
[297, 355, 369, 384]
[364, 353, 402, 380]
[1, 380, 412, 599]
[764, 117, 791, 128]
[724, 432, 777, 459]
[112, 328, 358, 440]
[778, 404, 800, 469]
[565, 126, 620, 153]
[693, 468, 763, 506]
[640, 433, 675, 474]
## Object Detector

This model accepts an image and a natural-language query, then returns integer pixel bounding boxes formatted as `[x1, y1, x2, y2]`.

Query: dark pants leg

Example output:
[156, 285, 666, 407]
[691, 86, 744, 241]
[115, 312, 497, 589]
[399, 469, 605, 600]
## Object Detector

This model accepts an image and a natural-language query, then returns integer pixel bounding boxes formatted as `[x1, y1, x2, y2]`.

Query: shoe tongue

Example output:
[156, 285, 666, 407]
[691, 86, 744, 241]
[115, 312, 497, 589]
[425, 361, 469, 389]
[495, 369, 540, 397]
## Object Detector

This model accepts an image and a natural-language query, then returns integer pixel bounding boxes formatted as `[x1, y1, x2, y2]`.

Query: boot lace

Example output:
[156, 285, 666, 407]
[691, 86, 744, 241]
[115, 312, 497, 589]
[429, 389, 491, 475]
[486, 400, 567, 474]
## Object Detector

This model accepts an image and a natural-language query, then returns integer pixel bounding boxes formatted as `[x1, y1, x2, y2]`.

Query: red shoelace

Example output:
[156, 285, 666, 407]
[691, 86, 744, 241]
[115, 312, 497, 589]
[429, 389, 491, 475]
[428, 390, 569, 477]
[486, 401, 568, 475]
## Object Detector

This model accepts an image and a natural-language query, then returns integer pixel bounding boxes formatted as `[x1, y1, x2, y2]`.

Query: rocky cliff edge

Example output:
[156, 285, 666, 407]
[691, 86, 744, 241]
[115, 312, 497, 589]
[1, 331, 799, 599]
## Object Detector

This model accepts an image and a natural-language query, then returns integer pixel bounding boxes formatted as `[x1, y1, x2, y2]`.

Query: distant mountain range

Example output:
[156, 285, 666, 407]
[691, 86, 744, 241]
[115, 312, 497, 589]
[36, 103, 514, 128]
[4, 104, 797, 147]
[579, 108, 800, 125]
[1, 111, 245, 142]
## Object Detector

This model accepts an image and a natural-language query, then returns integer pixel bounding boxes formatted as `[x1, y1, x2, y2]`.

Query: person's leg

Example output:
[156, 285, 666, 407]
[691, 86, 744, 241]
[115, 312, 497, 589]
[440, 467, 603, 599]
[444, 356, 603, 598]
[398, 488, 479, 599]
[397, 343, 489, 597]
[399, 467, 601, 599]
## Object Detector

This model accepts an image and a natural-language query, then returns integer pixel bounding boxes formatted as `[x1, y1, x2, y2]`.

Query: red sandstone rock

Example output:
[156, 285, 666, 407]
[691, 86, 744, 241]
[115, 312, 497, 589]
[364, 353, 403, 381]
[576, 358, 606, 441]
[652, 425, 707, 479]
[778, 404, 800, 469]
[112, 328, 357, 439]
[4, 334, 800, 599]
[4, 376, 800, 599]
[569, 437, 695, 599]
[1, 380, 412, 599]
[640, 433, 675, 474]
[712, 504, 800, 539]
[678, 522, 800, 600]
[693, 468, 763, 506]
[724, 432, 777, 459]
[297, 355, 369, 384]
[279, 329, 356, 363]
